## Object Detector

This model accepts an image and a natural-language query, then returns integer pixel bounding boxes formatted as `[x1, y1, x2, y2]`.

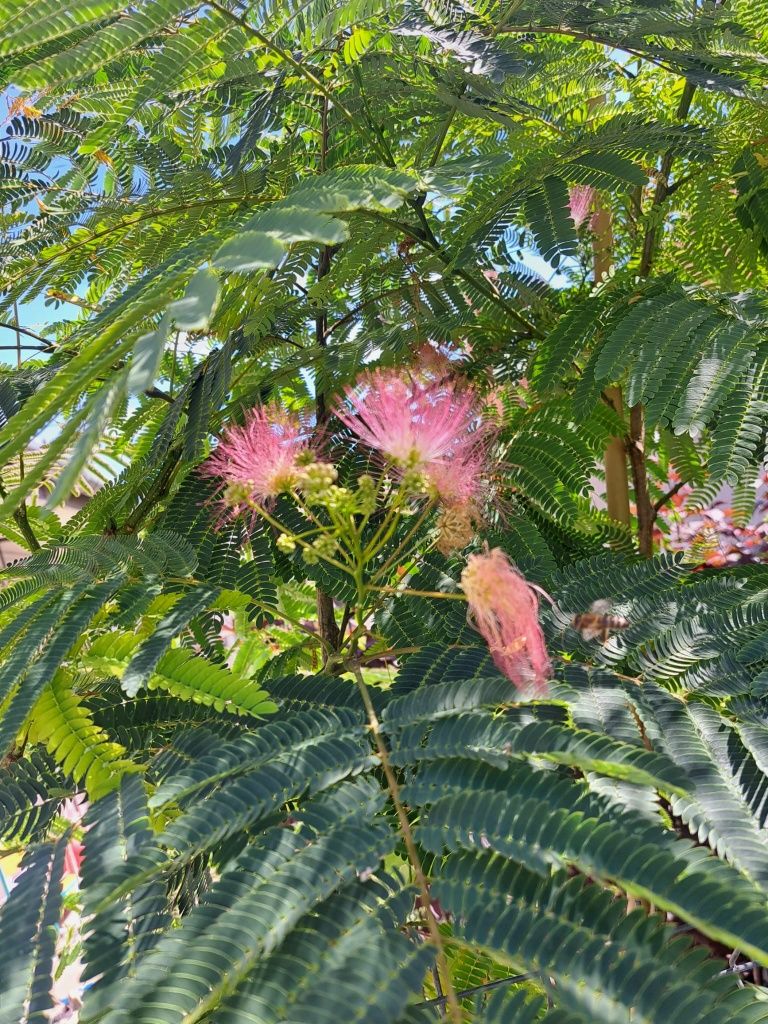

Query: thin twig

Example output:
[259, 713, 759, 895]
[368, 585, 466, 601]
[0, 479, 40, 551]
[351, 665, 462, 1024]
[652, 479, 687, 516]
[627, 404, 654, 557]
[637, 79, 696, 278]
[313, 87, 342, 657]
[369, 211, 541, 338]
[0, 323, 56, 350]
[325, 283, 413, 339]
[431, 965, 446, 1017]
[3, 193, 264, 292]
[120, 447, 182, 533]
[208, 0, 383, 159]
[720, 961, 757, 976]
[0, 344, 48, 351]
[338, 602, 353, 640]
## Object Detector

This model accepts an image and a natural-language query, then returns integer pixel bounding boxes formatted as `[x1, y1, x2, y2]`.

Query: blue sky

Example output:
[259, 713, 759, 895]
[0, 293, 70, 366]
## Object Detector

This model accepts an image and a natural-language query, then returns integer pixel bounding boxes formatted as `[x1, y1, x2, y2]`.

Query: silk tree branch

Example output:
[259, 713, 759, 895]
[629, 78, 697, 556]
[0, 323, 56, 351]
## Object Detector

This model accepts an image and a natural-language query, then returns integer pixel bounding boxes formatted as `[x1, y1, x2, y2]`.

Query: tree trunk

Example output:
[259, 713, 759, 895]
[603, 387, 631, 526]
[628, 404, 655, 556]
[627, 80, 697, 556]
[593, 199, 631, 527]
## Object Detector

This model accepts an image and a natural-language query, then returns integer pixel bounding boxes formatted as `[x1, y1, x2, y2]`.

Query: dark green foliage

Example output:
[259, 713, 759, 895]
[0, 750, 71, 844]
[435, 855, 768, 1024]
[3, 0, 768, 1019]
[10, 655, 762, 1023]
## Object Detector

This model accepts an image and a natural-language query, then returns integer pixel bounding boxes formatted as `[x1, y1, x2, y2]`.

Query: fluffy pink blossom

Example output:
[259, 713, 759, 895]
[569, 185, 595, 229]
[202, 403, 313, 513]
[336, 368, 491, 507]
[460, 548, 550, 693]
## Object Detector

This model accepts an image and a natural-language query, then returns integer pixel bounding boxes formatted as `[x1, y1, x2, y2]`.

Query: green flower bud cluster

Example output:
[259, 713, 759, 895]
[302, 534, 338, 564]
[356, 474, 377, 516]
[323, 485, 357, 514]
[400, 466, 430, 498]
[297, 461, 339, 502]
[222, 480, 254, 508]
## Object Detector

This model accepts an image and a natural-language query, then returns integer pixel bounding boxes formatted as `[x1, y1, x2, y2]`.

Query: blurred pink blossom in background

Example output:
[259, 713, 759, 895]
[656, 471, 768, 567]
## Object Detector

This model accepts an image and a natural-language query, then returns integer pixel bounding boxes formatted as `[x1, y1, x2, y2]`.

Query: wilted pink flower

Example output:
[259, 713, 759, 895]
[336, 368, 491, 507]
[569, 185, 595, 229]
[460, 548, 550, 693]
[202, 403, 313, 514]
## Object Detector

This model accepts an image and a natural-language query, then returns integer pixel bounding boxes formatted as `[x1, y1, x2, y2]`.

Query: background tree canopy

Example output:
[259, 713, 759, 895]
[3, 0, 768, 1021]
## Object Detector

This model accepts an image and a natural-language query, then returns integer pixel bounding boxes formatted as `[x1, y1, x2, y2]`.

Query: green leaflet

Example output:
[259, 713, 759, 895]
[27, 671, 141, 800]
[85, 627, 278, 716]
[0, 839, 67, 1024]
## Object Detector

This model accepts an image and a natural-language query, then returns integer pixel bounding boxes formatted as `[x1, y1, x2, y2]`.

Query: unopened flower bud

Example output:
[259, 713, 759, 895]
[223, 480, 253, 508]
[400, 466, 429, 497]
[301, 534, 338, 565]
[276, 533, 297, 553]
[295, 450, 318, 467]
[324, 485, 354, 513]
[356, 474, 377, 514]
[313, 535, 338, 559]
[302, 461, 338, 487]
[298, 461, 339, 503]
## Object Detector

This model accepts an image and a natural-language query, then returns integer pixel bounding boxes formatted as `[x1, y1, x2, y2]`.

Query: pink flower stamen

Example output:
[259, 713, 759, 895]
[335, 367, 492, 508]
[202, 402, 313, 517]
[569, 185, 595, 229]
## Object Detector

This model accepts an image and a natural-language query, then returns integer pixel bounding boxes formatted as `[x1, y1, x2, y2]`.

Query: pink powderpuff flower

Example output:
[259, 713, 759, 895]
[64, 838, 84, 877]
[336, 368, 492, 507]
[460, 548, 551, 694]
[58, 794, 87, 879]
[202, 403, 313, 516]
[569, 185, 595, 229]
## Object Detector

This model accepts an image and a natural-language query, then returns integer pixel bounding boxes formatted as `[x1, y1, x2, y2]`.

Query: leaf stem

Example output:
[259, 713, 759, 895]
[209, 0, 380, 157]
[371, 501, 435, 583]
